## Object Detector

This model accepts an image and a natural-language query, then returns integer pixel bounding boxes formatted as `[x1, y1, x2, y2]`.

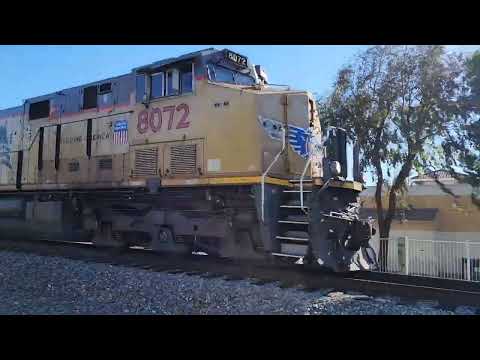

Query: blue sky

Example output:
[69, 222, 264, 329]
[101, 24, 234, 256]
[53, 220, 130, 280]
[1, 45, 478, 110]
[0, 45, 373, 109]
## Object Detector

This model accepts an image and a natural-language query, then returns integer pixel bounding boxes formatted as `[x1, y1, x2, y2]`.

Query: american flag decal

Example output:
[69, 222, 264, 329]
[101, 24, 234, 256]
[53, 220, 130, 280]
[113, 119, 128, 145]
[288, 125, 310, 158]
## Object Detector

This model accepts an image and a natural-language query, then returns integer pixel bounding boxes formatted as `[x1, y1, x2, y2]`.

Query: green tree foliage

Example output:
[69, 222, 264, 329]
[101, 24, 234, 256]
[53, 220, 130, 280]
[318, 46, 467, 266]
[442, 50, 480, 204]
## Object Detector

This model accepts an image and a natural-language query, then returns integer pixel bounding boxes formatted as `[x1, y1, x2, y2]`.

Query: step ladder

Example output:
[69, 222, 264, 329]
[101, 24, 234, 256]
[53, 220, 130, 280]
[272, 178, 312, 259]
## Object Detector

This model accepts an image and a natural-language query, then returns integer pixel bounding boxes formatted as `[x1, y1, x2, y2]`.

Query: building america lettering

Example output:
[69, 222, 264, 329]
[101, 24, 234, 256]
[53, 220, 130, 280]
[61, 132, 110, 145]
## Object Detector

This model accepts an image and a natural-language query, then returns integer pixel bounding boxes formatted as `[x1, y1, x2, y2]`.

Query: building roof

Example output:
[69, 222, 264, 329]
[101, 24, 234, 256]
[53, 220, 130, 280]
[360, 208, 439, 221]
[411, 169, 465, 185]
[412, 170, 454, 180]
[361, 182, 473, 197]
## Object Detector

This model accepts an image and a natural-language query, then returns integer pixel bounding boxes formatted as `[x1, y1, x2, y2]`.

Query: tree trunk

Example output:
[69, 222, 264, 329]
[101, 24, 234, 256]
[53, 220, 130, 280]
[377, 153, 416, 272]
[378, 220, 392, 272]
[374, 157, 389, 271]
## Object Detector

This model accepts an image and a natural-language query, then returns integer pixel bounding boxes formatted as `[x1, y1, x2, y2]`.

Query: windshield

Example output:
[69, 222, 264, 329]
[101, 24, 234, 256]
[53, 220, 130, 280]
[207, 64, 256, 86]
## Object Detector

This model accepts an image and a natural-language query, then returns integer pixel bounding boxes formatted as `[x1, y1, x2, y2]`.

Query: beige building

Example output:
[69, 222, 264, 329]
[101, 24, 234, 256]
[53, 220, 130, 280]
[360, 171, 480, 280]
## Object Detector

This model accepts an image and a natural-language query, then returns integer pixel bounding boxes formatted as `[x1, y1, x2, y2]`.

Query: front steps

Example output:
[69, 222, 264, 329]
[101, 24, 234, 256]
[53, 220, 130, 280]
[272, 178, 312, 259]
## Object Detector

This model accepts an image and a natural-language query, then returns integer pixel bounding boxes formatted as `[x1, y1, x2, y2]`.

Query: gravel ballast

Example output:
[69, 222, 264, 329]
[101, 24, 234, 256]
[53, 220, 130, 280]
[0, 250, 477, 315]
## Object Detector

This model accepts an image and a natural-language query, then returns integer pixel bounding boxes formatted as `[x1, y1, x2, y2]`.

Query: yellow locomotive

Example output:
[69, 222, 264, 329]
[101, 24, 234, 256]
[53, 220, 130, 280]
[0, 48, 377, 272]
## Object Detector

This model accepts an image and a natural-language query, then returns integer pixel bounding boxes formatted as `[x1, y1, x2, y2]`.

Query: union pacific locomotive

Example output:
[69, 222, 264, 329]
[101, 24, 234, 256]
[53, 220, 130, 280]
[0, 48, 377, 272]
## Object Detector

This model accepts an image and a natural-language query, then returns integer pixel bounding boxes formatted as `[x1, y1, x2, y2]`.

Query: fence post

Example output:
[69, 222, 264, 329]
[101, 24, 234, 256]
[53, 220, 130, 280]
[466, 241, 471, 281]
[405, 236, 409, 276]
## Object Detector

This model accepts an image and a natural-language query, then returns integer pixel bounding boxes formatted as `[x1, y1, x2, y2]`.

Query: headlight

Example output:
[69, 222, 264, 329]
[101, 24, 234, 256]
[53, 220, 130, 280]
[330, 161, 341, 177]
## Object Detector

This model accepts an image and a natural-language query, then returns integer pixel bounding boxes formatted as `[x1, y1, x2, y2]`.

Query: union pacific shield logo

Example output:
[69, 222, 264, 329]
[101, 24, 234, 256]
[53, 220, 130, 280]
[113, 119, 128, 145]
[257, 116, 311, 158]
[288, 125, 310, 158]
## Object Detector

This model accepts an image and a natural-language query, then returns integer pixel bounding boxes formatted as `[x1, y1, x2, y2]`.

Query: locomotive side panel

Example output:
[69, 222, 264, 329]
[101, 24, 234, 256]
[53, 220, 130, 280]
[90, 114, 130, 184]
[0, 112, 22, 189]
[22, 124, 58, 187]
[0, 152, 18, 189]
[256, 92, 311, 178]
[21, 114, 41, 186]
[21, 115, 133, 190]
[200, 83, 260, 177]
[256, 93, 288, 178]
[38, 125, 58, 186]
[21, 125, 39, 186]
[286, 93, 311, 175]
[58, 121, 88, 184]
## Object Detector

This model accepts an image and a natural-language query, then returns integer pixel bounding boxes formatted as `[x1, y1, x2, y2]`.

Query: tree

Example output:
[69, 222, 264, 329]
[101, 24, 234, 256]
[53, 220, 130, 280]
[318, 46, 467, 269]
[442, 50, 480, 206]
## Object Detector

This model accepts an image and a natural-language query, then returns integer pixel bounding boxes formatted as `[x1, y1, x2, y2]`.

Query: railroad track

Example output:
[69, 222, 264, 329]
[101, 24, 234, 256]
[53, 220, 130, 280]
[0, 238, 479, 309]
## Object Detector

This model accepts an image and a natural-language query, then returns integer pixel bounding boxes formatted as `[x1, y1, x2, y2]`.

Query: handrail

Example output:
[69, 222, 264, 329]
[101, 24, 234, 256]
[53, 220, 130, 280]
[261, 126, 286, 223]
[300, 128, 314, 213]
[300, 155, 311, 212]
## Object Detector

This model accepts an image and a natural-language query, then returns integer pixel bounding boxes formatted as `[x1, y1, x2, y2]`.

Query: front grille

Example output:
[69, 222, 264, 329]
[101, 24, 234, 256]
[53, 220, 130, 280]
[170, 144, 196, 175]
[134, 148, 158, 176]
[98, 157, 113, 170]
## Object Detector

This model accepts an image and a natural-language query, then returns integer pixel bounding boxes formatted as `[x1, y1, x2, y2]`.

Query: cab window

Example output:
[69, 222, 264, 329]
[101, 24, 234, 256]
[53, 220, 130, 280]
[136, 74, 147, 103]
[151, 72, 164, 99]
[166, 70, 179, 96]
[214, 66, 234, 83]
[207, 64, 255, 86]
[135, 62, 194, 103]
[181, 70, 193, 93]
[234, 72, 256, 85]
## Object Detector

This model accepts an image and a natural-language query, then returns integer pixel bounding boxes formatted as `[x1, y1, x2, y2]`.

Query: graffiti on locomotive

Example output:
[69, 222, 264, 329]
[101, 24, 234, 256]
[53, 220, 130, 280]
[137, 103, 190, 134]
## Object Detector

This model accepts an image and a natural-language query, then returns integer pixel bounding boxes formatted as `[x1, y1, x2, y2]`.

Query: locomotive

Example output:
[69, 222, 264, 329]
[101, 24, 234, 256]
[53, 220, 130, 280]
[0, 48, 377, 272]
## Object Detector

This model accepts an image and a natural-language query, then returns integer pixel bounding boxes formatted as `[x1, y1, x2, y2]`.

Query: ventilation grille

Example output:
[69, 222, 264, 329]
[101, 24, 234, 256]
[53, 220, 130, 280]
[68, 161, 79, 172]
[134, 148, 158, 176]
[170, 144, 197, 175]
[98, 157, 113, 170]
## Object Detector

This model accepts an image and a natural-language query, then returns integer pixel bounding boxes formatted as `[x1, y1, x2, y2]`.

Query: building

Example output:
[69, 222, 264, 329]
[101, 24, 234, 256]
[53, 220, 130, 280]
[360, 170, 480, 280]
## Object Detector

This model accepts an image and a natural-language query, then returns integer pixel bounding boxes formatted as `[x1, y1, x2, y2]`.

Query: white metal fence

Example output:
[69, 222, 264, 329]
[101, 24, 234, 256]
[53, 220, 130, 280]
[374, 237, 480, 282]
